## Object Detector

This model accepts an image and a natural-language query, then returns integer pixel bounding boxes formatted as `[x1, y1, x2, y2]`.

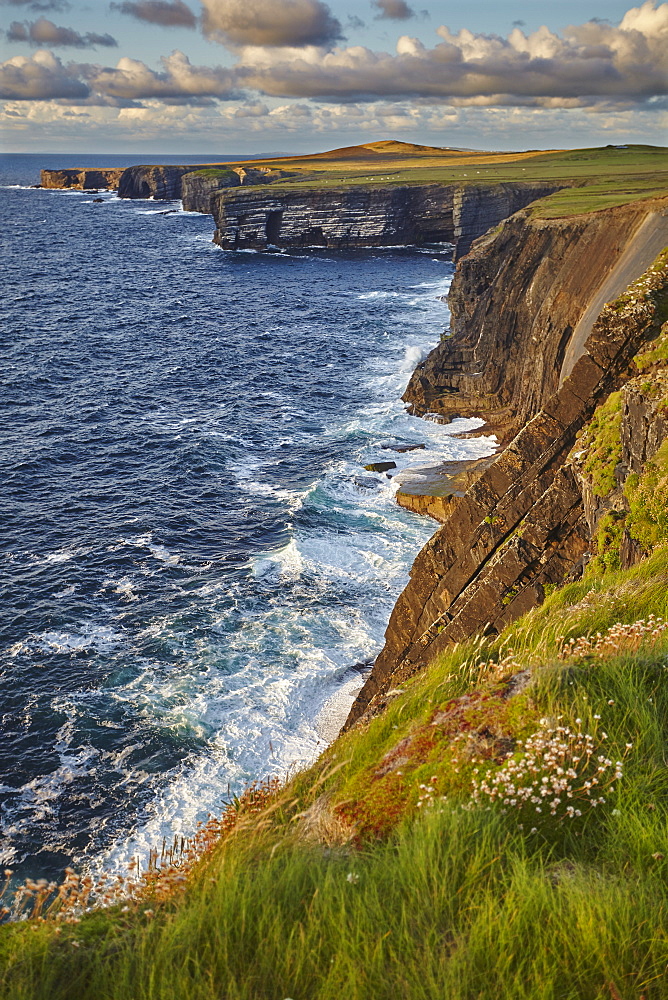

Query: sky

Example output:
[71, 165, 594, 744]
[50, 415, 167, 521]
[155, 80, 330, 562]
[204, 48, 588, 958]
[0, 0, 666, 154]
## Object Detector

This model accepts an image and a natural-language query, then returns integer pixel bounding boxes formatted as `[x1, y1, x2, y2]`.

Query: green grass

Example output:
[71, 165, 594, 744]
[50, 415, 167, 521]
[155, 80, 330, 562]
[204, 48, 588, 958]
[187, 167, 239, 181]
[2, 549, 668, 999]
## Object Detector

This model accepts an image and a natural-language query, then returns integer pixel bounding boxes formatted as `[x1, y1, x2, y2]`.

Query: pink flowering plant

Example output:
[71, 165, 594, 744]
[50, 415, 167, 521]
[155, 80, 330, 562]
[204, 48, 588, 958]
[468, 718, 628, 838]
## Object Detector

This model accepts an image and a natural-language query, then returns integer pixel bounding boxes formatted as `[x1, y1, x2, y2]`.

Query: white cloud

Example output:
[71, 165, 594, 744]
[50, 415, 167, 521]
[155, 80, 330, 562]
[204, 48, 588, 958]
[88, 50, 240, 100]
[0, 0, 668, 120]
[2, 92, 666, 151]
[0, 48, 240, 101]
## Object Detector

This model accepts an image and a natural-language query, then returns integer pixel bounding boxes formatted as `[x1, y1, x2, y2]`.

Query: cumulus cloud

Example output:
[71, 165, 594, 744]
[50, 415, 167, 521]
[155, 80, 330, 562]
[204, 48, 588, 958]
[200, 0, 342, 48]
[6, 17, 117, 47]
[109, 0, 196, 28]
[237, 1, 668, 107]
[1, 0, 667, 119]
[0, 49, 89, 98]
[86, 50, 240, 100]
[372, 0, 415, 20]
[0, 48, 240, 101]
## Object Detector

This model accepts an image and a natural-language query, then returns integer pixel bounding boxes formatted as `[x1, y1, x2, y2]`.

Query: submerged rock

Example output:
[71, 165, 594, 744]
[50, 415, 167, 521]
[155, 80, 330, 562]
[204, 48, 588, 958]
[381, 443, 426, 452]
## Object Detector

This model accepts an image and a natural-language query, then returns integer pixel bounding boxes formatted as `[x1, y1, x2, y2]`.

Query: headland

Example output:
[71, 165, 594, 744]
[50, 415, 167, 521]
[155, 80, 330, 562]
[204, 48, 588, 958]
[3, 139, 668, 999]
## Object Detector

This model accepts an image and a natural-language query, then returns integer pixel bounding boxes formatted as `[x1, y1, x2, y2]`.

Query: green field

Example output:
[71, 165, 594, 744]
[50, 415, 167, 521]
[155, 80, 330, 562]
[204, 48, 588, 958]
[192, 140, 668, 218]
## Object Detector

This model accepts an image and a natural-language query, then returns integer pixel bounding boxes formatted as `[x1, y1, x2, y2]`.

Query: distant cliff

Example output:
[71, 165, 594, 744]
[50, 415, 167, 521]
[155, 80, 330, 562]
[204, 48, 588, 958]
[345, 200, 668, 729]
[116, 164, 293, 208]
[210, 181, 563, 254]
[38, 162, 566, 259]
[117, 165, 205, 200]
[40, 168, 124, 190]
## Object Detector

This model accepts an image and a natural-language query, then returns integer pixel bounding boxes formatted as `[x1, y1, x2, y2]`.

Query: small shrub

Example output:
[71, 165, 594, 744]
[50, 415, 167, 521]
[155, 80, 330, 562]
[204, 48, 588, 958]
[580, 392, 622, 498]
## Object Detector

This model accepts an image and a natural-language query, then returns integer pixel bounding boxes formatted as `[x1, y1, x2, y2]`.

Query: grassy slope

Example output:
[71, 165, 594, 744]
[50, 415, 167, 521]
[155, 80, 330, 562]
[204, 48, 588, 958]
[2, 546, 668, 999]
[192, 140, 668, 219]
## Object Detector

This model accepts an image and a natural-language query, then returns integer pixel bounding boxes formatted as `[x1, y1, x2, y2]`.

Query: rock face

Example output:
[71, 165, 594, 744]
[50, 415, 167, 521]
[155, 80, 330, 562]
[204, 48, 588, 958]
[119, 164, 292, 208]
[38, 166, 565, 256]
[404, 203, 668, 443]
[40, 168, 125, 190]
[395, 455, 497, 522]
[210, 181, 564, 252]
[345, 209, 668, 730]
[452, 183, 566, 259]
[181, 172, 241, 213]
[572, 345, 668, 574]
[117, 165, 204, 200]
[212, 185, 456, 249]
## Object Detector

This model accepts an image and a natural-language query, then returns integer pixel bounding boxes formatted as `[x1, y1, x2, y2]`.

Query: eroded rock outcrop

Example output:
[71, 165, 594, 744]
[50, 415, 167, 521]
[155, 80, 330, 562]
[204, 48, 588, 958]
[345, 214, 668, 730]
[117, 165, 204, 200]
[119, 164, 293, 208]
[180, 171, 241, 213]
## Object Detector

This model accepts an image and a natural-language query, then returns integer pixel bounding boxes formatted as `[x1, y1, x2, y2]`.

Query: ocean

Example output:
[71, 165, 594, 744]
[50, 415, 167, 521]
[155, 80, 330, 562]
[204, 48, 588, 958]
[0, 153, 495, 883]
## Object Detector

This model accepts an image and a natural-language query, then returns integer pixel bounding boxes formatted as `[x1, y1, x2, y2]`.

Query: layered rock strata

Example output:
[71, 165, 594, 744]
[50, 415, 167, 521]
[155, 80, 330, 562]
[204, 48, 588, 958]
[38, 165, 566, 258]
[117, 165, 206, 200]
[395, 455, 497, 522]
[40, 168, 125, 190]
[452, 183, 565, 259]
[118, 164, 291, 207]
[345, 215, 668, 730]
[210, 182, 564, 252]
[212, 184, 456, 249]
[404, 202, 668, 443]
[180, 172, 241, 213]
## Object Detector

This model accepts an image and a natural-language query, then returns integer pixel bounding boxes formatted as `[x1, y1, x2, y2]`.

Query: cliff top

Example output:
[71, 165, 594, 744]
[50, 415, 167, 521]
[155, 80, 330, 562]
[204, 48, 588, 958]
[195, 140, 668, 218]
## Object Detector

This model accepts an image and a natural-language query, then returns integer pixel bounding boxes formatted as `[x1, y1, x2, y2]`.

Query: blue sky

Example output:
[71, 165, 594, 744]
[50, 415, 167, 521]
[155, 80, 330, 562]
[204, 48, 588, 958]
[1, 0, 666, 153]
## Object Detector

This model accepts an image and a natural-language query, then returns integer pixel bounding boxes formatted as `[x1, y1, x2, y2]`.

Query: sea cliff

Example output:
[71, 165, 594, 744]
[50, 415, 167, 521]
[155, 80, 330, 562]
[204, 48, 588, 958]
[209, 181, 562, 255]
[40, 167, 125, 190]
[404, 203, 668, 441]
[346, 200, 668, 728]
[6, 149, 668, 997]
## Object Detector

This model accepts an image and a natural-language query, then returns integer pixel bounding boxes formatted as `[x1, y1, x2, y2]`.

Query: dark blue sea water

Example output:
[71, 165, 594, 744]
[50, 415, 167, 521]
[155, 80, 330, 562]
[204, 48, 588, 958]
[0, 154, 494, 883]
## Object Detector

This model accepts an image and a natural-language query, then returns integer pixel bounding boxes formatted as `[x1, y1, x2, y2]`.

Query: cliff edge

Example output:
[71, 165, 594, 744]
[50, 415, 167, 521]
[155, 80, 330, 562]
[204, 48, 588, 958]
[346, 200, 668, 729]
[210, 181, 562, 255]
[404, 201, 668, 442]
